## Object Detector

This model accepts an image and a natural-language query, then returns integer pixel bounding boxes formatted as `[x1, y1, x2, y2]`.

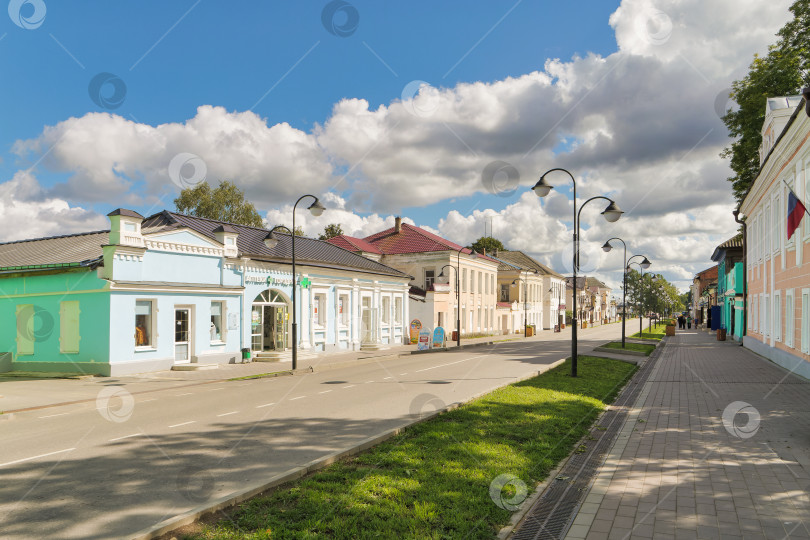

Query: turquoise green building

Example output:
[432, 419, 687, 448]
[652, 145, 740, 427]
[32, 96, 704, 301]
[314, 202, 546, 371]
[711, 235, 744, 340]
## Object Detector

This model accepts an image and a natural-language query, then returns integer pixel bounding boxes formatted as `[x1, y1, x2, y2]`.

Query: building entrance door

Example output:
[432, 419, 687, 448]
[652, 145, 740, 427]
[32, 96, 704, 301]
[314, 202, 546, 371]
[251, 289, 289, 352]
[174, 308, 191, 363]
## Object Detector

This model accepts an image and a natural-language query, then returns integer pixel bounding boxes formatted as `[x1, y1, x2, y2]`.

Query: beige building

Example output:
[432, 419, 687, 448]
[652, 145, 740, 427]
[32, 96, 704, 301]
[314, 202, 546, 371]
[492, 250, 566, 331]
[328, 218, 500, 337]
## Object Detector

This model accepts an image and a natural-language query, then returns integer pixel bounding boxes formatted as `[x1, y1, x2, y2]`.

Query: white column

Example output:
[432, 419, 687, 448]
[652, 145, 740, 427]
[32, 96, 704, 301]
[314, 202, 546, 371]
[351, 280, 360, 348]
[300, 276, 312, 349]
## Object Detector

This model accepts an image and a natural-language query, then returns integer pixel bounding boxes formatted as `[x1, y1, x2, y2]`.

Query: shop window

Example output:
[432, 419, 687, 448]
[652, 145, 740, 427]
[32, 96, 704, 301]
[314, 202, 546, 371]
[382, 296, 391, 324]
[59, 301, 81, 353]
[773, 292, 781, 342]
[339, 294, 349, 325]
[313, 294, 326, 326]
[135, 300, 155, 348]
[211, 301, 224, 343]
[785, 291, 794, 348]
[394, 297, 402, 324]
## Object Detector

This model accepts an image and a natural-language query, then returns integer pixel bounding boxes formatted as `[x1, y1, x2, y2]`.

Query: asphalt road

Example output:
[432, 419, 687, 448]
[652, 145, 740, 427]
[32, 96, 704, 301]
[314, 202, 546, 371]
[0, 323, 631, 539]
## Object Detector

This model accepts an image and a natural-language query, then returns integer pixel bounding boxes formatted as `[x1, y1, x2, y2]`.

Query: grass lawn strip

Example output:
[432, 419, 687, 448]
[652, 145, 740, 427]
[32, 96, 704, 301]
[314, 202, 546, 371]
[600, 341, 656, 356]
[630, 323, 666, 341]
[187, 356, 637, 540]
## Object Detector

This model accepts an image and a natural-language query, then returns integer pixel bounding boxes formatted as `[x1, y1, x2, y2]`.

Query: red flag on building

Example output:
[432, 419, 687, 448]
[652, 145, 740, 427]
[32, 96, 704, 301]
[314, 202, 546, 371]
[788, 190, 807, 240]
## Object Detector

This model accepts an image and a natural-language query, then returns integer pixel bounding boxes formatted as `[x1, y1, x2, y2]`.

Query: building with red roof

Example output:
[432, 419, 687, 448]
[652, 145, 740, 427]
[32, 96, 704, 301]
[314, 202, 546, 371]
[328, 218, 501, 337]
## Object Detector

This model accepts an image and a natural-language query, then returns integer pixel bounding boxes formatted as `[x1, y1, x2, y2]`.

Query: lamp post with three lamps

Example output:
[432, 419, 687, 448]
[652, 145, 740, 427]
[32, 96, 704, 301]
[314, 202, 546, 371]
[438, 246, 476, 347]
[532, 168, 624, 377]
[626, 256, 651, 336]
[263, 195, 325, 371]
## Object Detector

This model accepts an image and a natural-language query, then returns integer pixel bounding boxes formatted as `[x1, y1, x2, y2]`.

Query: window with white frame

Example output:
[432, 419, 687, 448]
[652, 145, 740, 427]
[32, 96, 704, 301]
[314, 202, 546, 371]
[772, 196, 780, 254]
[500, 283, 509, 302]
[802, 290, 810, 353]
[786, 290, 794, 348]
[313, 294, 326, 326]
[135, 300, 155, 348]
[753, 295, 758, 332]
[339, 294, 349, 325]
[382, 296, 391, 324]
[394, 296, 402, 323]
[478, 272, 482, 293]
[462, 269, 467, 292]
[210, 301, 225, 342]
[748, 295, 752, 330]
[764, 294, 770, 338]
[773, 292, 781, 342]
[764, 204, 770, 257]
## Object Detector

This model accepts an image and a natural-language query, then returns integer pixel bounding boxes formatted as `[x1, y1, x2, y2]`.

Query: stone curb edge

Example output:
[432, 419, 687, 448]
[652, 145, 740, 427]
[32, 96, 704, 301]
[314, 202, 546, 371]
[129, 357, 569, 540]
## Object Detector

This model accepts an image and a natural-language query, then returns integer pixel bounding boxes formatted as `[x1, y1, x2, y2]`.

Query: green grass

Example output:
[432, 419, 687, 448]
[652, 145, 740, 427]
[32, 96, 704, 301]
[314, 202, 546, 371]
[630, 323, 666, 341]
[600, 341, 656, 356]
[188, 356, 637, 540]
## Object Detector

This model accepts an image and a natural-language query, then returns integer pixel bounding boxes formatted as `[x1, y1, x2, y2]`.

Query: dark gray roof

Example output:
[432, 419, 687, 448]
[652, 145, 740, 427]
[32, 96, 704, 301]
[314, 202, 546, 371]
[0, 230, 108, 269]
[108, 208, 143, 218]
[142, 211, 411, 279]
[493, 250, 564, 277]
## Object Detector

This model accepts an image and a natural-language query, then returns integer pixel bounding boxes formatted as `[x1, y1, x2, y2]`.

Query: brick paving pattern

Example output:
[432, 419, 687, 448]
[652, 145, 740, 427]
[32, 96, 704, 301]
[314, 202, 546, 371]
[565, 329, 810, 540]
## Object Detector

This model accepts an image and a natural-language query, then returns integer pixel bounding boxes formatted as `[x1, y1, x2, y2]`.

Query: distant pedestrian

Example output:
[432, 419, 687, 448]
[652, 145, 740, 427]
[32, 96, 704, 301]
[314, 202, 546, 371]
[678, 315, 684, 329]
[687, 316, 692, 329]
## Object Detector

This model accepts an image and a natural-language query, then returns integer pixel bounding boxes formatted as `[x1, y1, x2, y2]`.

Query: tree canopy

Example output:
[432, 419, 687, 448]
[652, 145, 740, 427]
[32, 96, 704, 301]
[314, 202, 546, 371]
[622, 270, 684, 315]
[318, 223, 344, 240]
[174, 180, 264, 227]
[471, 236, 505, 255]
[722, 0, 809, 203]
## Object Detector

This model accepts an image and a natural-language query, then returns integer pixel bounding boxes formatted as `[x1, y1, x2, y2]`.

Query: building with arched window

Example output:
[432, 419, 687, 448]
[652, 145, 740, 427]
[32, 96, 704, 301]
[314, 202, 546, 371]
[0, 209, 411, 375]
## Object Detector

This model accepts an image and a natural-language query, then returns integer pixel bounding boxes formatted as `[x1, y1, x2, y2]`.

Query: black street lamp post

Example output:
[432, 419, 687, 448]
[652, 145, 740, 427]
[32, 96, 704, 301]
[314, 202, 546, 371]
[602, 237, 628, 348]
[439, 263, 460, 347]
[533, 168, 624, 377]
[263, 195, 325, 371]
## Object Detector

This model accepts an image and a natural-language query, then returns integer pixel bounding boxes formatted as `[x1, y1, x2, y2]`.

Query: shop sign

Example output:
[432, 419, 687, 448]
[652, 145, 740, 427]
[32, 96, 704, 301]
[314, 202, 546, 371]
[432, 327, 446, 348]
[245, 275, 311, 288]
[409, 319, 422, 344]
[417, 328, 432, 351]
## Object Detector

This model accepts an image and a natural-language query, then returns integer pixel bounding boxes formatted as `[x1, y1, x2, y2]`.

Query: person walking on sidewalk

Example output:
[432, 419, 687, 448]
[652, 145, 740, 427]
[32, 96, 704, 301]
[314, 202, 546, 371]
[687, 315, 692, 329]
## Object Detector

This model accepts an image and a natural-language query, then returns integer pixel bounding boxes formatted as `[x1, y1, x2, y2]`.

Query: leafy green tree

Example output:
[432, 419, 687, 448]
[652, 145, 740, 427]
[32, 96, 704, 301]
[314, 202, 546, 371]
[318, 223, 344, 240]
[174, 180, 263, 227]
[722, 0, 809, 203]
[471, 236, 505, 254]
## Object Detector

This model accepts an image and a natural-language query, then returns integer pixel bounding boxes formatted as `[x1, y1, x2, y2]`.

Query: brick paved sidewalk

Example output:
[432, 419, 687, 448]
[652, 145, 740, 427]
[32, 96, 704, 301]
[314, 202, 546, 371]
[565, 328, 810, 540]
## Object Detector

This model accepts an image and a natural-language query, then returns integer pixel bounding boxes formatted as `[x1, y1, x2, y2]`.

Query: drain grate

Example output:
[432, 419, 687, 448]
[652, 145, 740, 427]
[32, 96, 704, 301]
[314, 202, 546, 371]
[510, 340, 666, 540]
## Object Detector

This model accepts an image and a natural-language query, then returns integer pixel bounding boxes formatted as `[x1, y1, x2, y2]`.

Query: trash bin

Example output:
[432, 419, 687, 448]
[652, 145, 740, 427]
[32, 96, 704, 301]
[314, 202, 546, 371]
[241, 347, 251, 362]
[451, 330, 458, 342]
[717, 328, 726, 341]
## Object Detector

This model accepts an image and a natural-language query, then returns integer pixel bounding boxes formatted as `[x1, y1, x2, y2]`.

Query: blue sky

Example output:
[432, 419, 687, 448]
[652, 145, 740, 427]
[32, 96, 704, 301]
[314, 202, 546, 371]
[0, 0, 794, 289]
[2, 1, 617, 149]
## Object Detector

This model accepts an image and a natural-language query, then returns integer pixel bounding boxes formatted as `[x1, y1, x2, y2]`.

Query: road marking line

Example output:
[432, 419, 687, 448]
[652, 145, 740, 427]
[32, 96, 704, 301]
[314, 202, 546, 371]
[290, 396, 306, 401]
[208, 388, 225, 391]
[343, 385, 356, 389]
[140, 398, 157, 403]
[177, 393, 193, 396]
[0, 448, 76, 468]
[110, 433, 140, 442]
[39, 412, 70, 419]
[415, 358, 469, 373]
[383, 376, 393, 380]
[399, 373, 408, 376]
[255, 403, 275, 408]
[319, 390, 332, 394]
[364, 380, 374, 383]
[169, 421, 195, 428]
[217, 411, 239, 417]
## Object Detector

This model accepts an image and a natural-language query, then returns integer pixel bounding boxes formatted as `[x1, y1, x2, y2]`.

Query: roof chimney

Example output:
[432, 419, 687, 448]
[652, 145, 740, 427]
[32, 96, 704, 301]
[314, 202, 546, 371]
[395, 216, 402, 233]
[493, 248, 498, 257]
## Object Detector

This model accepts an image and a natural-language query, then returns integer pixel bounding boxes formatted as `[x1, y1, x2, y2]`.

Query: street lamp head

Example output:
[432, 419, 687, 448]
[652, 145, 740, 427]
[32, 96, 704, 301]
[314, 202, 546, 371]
[531, 175, 553, 198]
[511, 279, 518, 287]
[307, 198, 326, 217]
[601, 200, 624, 223]
[601, 240, 613, 253]
[263, 230, 280, 249]
[641, 257, 652, 270]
